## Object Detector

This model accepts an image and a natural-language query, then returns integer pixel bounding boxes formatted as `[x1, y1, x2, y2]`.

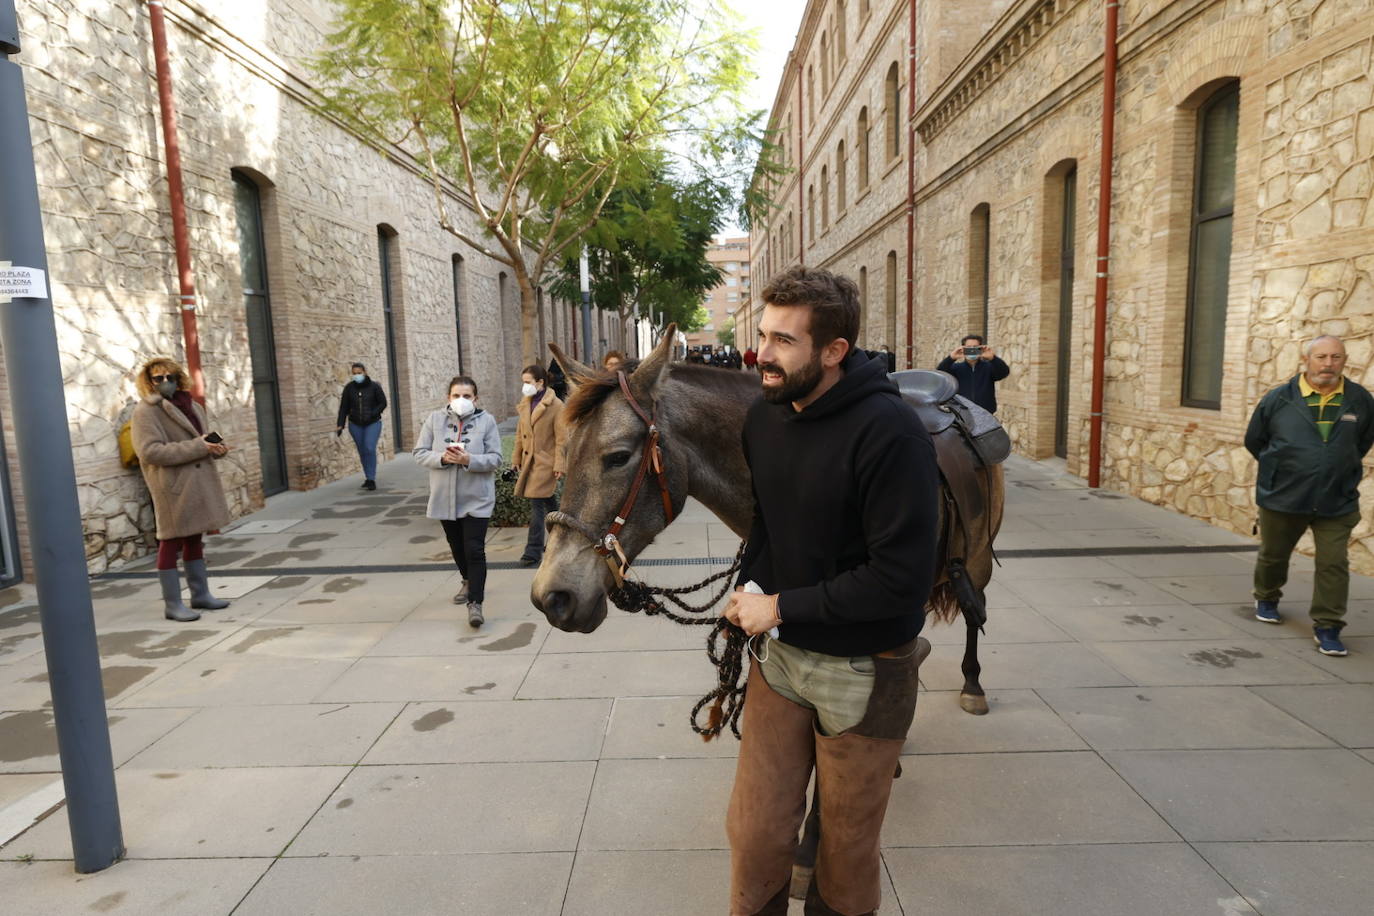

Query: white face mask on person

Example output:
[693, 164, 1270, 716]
[352, 373, 365, 384]
[157, 380, 178, 399]
[521, 382, 539, 398]
[449, 396, 475, 418]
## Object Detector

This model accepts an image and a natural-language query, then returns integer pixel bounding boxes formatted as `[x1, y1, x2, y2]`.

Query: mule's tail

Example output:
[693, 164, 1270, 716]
[926, 557, 988, 629]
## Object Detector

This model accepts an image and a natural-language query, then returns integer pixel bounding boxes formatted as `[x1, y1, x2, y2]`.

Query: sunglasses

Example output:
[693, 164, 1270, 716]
[150, 374, 179, 383]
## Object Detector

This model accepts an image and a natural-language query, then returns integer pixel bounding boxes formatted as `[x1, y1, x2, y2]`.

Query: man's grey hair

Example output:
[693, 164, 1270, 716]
[1302, 335, 1345, 357]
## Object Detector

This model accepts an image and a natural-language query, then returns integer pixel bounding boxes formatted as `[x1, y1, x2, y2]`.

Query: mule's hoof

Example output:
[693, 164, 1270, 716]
[790, 864, 813, 900]
[959, 693, 990, 715]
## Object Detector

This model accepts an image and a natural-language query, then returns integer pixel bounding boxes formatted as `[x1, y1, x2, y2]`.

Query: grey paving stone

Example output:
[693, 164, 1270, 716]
[1025, 511, 1158, 531]
[94, 624, 233, 661]
[0, 707, 195, 773]
[0, 773, 58, 810]
[0, 858, 271, 916]
[114, 655, 354, 708]
[365, 617, 548, 656]
[563, 850, 731, 916]
[1087, 639, 1340, 686]
[885, 844, 1259, 916]
[1196, 842, 1374, 916]
[1102, 551, 1258, 578]
[922, 604, 1068, 646]
[1058, 528, 1203, 549]
[1105, 749, 1374, 841]
[600, 696, 741, 759]
[919, 643, 1133, 691]
[1192, 600, 1346, 639]
[517, 650, 720, 699]
[882, 751, 1175, 846]
[235, 853, 572, 916]
[288, 762, 594, 855]
[215, 622, 393, 659]
[982, 579, 1029, 608]
[313, 655, 533, 703]
[128, 703, 404, 768]
[1034, 603, 1251, 642]
[1280, 635, 1374, 683]
[1004, 575, 1189, 609]
[540, 615, 714, 653]
[1, 767, 343, 859]
[1250, 684, 1374, 747]
[1153, 573, 1309, 606]
[905, 689, 1088, 754]
[1038, 686, 1334, 750]
[362, 699, 611, 763]
[991, 556, 1125, 579]
[578, 757, 735, 850]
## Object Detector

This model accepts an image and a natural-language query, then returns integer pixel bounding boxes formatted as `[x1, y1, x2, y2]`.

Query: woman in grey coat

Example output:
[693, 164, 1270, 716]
[413, 375, 501, 627]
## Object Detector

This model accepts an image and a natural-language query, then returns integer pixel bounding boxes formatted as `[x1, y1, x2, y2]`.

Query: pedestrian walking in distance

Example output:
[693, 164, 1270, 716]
[936, 334, 1011, 413]
[335, 361, 387, 490]
[512, 364, 567, 567]
[1246, 334, 1374, 657]
[602, 350, 626, 372]
[130, 357, 234, 622]
[413, 376, 501, 628]
[723, 265, 939, 914]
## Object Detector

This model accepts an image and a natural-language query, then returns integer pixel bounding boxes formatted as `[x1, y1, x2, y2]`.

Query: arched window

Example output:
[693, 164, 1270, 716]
[836, 139, 847, 212]
[885, 62, 900, 160]
[1183, 81, 1240, 409]
[821, 33, 830, 94]
[858, 265, 868, 342]
[836, 1, 847, 62]
[808, 184, 816, 240]
[857, 107, 870, 189]
[821, 165, 830, 228]
[969, 203, 990, 336]
[807, 66, 815, 124]
[885, 250, 898, 351]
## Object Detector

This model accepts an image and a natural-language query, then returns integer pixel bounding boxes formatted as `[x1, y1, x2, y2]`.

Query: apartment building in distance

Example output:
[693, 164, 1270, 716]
[686, 236, 751, 352]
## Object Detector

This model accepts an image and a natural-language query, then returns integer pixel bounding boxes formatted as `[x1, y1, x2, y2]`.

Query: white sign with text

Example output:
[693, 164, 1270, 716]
[0, 262, 48, 303]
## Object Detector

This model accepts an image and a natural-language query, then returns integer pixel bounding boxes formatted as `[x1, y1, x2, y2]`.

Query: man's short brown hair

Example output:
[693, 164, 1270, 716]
[760, 266, 860, 351]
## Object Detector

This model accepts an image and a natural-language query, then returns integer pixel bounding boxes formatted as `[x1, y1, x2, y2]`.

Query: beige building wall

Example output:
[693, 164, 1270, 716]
[5, 0, 572, 574]
[686, 236, 750, 351]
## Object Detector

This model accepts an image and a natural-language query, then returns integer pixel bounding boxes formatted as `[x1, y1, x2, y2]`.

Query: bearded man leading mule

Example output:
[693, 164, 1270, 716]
[723, 266, 939, 916]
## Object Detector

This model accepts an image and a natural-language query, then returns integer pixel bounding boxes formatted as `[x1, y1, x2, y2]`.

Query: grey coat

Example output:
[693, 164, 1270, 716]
[413, 407, 501, 519]
[131, 394, 232, 539]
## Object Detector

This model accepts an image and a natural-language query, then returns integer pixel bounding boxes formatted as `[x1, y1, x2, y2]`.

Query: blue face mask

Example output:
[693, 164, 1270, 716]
[352, 373, 365, 384]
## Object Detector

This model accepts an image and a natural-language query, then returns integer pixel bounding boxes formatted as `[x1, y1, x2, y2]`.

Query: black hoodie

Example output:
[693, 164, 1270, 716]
[738, 349, 939, 657]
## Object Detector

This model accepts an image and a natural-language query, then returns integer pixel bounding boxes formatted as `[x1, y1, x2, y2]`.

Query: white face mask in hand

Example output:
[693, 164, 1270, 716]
[449, 396, 475, 418]
[521, 382, 539, 398]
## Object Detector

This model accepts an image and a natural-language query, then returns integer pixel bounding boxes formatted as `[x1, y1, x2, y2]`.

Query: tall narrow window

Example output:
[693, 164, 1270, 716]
[377, 226, 404, 448]
[885, 63, 900, 160]
[836, 1, 847, 61]
[857, 107, 870, 189]
[232, 172, 287, 495]
[1055, 167, 1077, 459]
[808, 66, 815, 124]
[1183, 82, 1240, 409]
[821, 34, 830, 94]
[858, 265, 868, 342]
[808, 185, 816, 240]
[885, 250, 898, 350]
[452, 255, 466, 374]
[836, 139, 847, 212]
[860, 0, 870, 17]
[969, 203, 991, 336]
[821, 165, 830, 228]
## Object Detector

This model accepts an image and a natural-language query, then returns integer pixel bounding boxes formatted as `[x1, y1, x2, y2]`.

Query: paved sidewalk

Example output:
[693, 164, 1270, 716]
[1, 454, 1372, 914]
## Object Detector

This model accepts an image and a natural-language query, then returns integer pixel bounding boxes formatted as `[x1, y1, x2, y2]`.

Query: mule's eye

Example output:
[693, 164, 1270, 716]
[603, 451, 632, 470]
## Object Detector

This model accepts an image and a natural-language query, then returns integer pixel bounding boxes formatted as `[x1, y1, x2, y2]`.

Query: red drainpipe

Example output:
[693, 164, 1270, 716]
[797, 60, 804, 266]
[905, 0, 916, 369]
[1087, 0, 1120, 488]
[146, 1, 205, 404]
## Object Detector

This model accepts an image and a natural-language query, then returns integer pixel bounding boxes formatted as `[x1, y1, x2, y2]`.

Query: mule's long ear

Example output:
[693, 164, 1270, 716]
[549, 341, 595, 391]
[632, 323, 678, 396]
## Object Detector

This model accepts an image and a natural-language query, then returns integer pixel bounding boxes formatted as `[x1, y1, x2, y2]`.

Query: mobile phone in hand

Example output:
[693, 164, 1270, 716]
[205, 431, 224, 444]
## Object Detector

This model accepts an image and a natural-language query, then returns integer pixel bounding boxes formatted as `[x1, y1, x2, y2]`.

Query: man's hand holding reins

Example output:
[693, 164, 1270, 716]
[724, 588, 782, 636]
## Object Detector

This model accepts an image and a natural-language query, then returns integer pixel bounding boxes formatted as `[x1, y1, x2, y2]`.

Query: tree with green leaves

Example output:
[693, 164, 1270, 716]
[314, 0, 756, 367]
[716, 317, 735, 349]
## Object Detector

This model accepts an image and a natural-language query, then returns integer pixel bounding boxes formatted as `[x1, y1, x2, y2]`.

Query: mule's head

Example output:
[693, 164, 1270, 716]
[530, 328, 688, 632]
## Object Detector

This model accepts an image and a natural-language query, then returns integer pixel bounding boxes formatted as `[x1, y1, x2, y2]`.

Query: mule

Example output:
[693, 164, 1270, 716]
[531, 327, 1004, 715]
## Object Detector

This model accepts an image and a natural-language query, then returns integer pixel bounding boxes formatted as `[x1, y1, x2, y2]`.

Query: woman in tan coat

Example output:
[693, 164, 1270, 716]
[512, 363, 567, 566]
[131, 357, 233, 621]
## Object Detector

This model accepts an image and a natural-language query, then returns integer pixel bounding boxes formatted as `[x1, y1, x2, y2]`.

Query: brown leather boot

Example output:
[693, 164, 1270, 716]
[727, 659, 817, 915]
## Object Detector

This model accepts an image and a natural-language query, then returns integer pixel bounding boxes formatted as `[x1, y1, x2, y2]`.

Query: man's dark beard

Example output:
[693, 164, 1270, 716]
[759, 350, 824, 404]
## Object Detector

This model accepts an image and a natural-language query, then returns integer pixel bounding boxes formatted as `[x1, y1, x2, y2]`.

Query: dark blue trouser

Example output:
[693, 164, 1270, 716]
[524, 495, 559, 559]
[348, 420, 382, 481]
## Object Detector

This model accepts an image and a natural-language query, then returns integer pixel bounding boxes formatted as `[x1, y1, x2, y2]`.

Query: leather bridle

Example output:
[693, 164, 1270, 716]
[546, 370, 675, 588]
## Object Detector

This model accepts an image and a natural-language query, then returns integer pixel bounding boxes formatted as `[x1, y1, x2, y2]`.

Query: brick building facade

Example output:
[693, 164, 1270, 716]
[750, 0, 1374, 571]
[685, 236, 751, 352]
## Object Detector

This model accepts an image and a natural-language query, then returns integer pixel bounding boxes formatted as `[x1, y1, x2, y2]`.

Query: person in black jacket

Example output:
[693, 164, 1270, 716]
[936, 333, 1010, 412]
[335, 361, 388, 490]
[1245, 335, 1374, 657]
[722, 265, 939, 916]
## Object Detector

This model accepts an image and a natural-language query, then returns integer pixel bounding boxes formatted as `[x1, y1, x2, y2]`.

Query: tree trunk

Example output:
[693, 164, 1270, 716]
[515, 270, 539, 370]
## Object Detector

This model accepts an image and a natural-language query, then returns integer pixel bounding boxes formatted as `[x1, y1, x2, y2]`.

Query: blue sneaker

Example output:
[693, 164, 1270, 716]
[1314, 627, 1348, 657]
[1254, 600, 1281, 624]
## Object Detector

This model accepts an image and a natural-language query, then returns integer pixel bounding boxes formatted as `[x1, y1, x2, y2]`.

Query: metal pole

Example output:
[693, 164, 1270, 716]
[579, 247, 592, 363]
[0, 0, 125, 873]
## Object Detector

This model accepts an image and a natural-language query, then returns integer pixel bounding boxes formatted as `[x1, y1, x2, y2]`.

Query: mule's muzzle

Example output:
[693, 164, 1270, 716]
[531, 587, 608, 633]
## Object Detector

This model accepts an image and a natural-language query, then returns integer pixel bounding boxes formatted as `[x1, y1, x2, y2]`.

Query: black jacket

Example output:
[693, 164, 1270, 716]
[738, 349, 940, 657]
[1245, 374, 1374, 516]
[936, 355, 1010, 413]
[337, 377, 388, 428]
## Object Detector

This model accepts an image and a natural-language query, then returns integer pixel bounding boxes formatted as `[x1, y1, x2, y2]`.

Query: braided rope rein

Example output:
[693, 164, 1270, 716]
[606, 541, 749, 741]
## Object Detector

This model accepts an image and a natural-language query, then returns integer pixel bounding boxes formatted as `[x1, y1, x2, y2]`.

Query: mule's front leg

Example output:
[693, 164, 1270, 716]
[959, 615, 989, 715]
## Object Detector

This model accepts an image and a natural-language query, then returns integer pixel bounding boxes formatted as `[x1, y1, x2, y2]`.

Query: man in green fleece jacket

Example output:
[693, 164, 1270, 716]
[1245, 335, 1374, 657]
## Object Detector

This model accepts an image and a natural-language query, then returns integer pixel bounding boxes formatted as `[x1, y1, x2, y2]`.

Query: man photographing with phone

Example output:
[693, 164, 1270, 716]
[936, 334, 1010, 413]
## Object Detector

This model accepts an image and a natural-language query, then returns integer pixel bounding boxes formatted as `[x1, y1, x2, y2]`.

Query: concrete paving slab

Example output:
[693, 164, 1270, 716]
[0, 773, 59, 811]
[314, 655, 534, 703]
[1038, 686, 1334, 750]
[922, 604, 1068, 646]
[919, 642, 1134, 690]
[1196, 842, 1374, 916]
[518, 650, 721, 699]
[93, 625, 232, 662]
[1087, 638, 1340, 686]
[578, 757, 734, 850]
[113, 655, 354, 708]
[228, 518, 305, 534]
[1191, 600, 1347, 639]
[884, 844, 1259, 916]
[990, 556, 1125, 579]
[882, 751, 1176, 846]
[1057, 528, 1206, 550]
[540, 615, 715, 653]
[1034, 603, 1252, 642]
[1279, 635, 1374, 683]
[1249, 684, 1374, 747]
[982, 579, 1029, 608]
[0, 707, 195, 774]
[215, 622, 393, 659]
[288, 762, 595, 855]
[1105, 748, 1374, 841]
[366, 617, 549, 656]
[1004, 575, 1189, 609]
[562, 849, 731, 916]
[235, 853, 573, 916]
[1102, 551, 1259, 577]
[600, 696, 741, 760]
[1152, 573, 1308, 606]
[905, 689, 1089, 754]
[127, 703, 404, 768]
[0, 656, 180, 709]
[0, 858, 271, 916]
[362, 699, 611, 764]
[0, 767, 344, 859]
[253, 592, 427, 625]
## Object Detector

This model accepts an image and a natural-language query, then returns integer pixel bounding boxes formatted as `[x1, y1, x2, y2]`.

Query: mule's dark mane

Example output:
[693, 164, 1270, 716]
[564, 360, 757, 424]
